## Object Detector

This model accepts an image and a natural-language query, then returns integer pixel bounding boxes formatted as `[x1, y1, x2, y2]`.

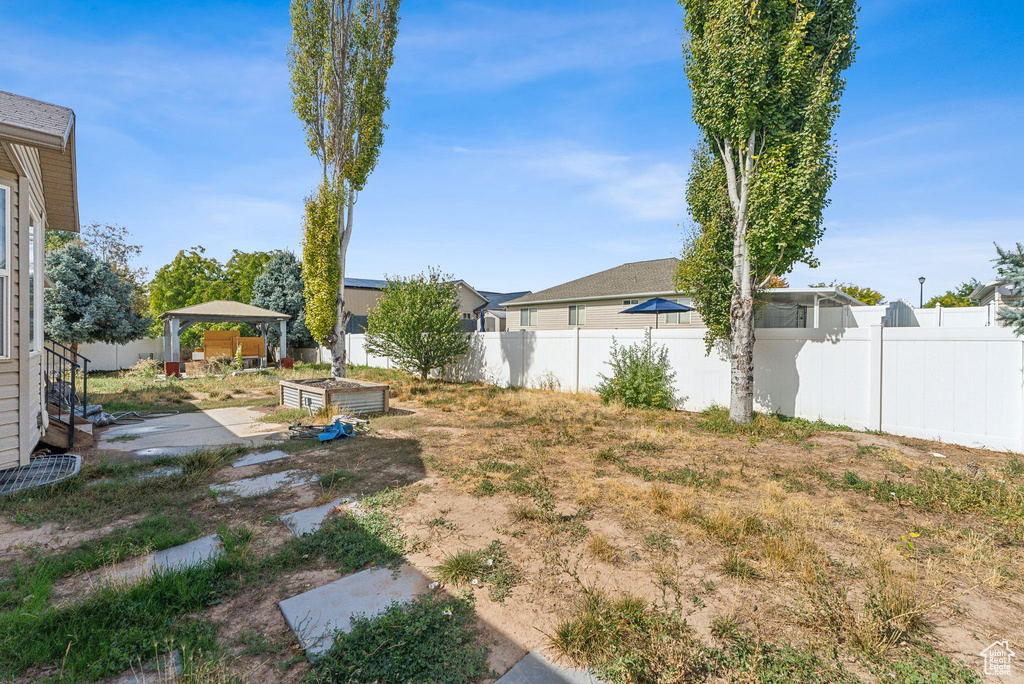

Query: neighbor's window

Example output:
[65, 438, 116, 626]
[0, 185, 8, 358]
[28, 213, 42, 353]
[519, 308, 538, 327]
[568, 304, 586, 326]
[622, 299, 639, 306]
[461, 312, 473, 319]
[665, 297, 693, 325]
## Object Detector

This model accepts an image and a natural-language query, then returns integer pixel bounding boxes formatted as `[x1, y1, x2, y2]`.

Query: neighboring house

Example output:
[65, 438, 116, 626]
[343, 277, 527, 333]
[504, 258, 862, 332]
[0, 91, 79, 471]
[344, 278, 389, 334]
[970, 279, 1017, 307]
[476, 290, 531, 332]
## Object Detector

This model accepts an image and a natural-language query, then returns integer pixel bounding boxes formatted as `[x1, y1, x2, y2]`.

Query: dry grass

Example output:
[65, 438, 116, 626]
[45, 364, 1017, 680]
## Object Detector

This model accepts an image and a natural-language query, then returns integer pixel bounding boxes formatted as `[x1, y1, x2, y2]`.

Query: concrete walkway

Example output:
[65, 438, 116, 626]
[96, 407, 286, 452]
[211, 470, 317, 503]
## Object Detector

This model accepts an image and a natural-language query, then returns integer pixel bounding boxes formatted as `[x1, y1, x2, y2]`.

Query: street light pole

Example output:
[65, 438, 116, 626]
[918, 276, 926, 308]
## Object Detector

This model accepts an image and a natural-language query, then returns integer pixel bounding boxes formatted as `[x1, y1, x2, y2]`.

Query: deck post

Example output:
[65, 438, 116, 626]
[279, 320, 288, 363]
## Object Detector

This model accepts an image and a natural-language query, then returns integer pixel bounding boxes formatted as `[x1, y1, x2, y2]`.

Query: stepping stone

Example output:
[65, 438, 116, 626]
[280, 497, 353, 536]
[150, 534, 222, 572]
[211, 469, 317, 503]
[132, 446, 199, 461]
[279, 564, 430, 657]
[496, 650, 603, 684]
[111, 649, 182, 683]
[137, 466, 183, 480]
[232, 449, 290, 468]
[109, 535, 222, 584]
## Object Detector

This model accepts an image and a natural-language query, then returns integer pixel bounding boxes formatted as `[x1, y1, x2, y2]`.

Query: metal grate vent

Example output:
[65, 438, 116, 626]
[0, 454, 81, 496]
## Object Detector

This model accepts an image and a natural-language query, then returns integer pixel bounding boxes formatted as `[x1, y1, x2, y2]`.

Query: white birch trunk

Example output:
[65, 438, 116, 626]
[718, 132, 758, 424]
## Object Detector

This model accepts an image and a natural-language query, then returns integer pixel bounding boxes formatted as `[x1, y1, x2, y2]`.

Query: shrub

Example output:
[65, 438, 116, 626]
[596, 331, 677, 409]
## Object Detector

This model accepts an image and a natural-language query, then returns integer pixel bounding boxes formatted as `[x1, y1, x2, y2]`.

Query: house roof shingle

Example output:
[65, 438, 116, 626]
[0, 91, 75, 149]
[505, 258, 680, 306]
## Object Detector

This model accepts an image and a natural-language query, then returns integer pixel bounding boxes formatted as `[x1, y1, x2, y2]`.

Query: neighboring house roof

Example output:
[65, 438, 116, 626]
[476, 291, 532, 313]
[159, 300, 290, 322]
[0, 90, 79, 233]
[344, 277, 389, 290]
[505, 258, 680, 306]
[503, 257, 864, 308]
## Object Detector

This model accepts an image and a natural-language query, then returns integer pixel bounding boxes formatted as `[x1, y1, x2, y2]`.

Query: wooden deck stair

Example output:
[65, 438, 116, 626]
[41, 407, 95, 450]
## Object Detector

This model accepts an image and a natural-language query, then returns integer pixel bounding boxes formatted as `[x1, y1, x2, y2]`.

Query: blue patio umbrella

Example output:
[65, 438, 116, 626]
[620, 297, 695, 329]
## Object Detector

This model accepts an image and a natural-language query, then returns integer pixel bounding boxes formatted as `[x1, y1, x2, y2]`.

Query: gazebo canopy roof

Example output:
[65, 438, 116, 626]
[159, 300, 290, 323]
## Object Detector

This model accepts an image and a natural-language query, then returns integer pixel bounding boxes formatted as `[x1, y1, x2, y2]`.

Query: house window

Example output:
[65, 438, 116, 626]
[0, 185, 8, 358]
[665, 298, 693, 325]
[461, 312, 473, 319]
[519, 308, 538, 327]
[622, 299, 639, 306]
[28, 213, 43, 353]
[568, 304, 586, 326]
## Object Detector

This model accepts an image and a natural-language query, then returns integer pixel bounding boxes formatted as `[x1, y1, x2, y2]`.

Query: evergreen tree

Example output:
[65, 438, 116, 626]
[251, 251, 315, 348]
[995, 243, 1024, 334]
[45, 243, 150, 345]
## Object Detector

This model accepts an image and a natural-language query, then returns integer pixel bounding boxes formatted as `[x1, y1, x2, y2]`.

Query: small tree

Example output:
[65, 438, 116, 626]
[289, 0, 402, 377]
[676, 0, 858, 423]
[45, 243, 150, 345]
[596, 331, 677, 409]
[995, 244, 1024, 334]
[251, 251, 315, 348]
[364, 268, 469, 380]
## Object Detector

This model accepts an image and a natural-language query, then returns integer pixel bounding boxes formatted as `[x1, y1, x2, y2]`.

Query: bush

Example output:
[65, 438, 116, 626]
[596, 331, 677, 409]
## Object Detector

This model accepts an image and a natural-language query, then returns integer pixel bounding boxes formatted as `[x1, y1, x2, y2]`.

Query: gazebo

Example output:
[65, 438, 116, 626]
[159, 301, 291, 374]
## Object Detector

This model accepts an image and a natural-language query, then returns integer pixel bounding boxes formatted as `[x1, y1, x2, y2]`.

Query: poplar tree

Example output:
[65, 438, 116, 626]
[676, 0, 858, 423]
[288, 0, 401, 376]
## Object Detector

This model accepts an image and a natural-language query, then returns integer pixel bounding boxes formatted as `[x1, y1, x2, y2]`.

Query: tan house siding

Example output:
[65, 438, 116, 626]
[0, 165, 20, 469]
[345, 287, 383, 317]
[507, 295, 702, 332]
[455, 283, 486, 315]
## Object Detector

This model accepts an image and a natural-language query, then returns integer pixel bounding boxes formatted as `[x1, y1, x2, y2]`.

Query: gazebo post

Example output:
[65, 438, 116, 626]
[170, 318, 181, 363]
[279, 320, 289, 368]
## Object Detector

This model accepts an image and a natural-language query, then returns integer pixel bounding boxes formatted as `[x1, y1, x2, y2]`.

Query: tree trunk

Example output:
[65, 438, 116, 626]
[728, 282, 756, 424]
[330, 185, 356, 378]
[718, 131, 758, 424]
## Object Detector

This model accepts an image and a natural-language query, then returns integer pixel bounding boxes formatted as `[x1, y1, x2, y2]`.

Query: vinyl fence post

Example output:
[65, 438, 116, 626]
[868, 324, 883, 432]
[520, 328, 526, 388]
[574, 326, 580, 393]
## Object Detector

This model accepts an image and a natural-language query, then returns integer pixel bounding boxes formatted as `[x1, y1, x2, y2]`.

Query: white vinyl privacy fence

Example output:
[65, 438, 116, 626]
[345, 326, 1024, 453]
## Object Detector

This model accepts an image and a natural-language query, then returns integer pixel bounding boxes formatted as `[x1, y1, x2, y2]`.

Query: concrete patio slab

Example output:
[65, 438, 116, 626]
[232, 449, 290, 468]
[97, 407, 287, 452]
[495, 650, 603, 684]
[279, 564, 430, 656]
[280, 497, 353, 536]
[211, 469, 317, 503]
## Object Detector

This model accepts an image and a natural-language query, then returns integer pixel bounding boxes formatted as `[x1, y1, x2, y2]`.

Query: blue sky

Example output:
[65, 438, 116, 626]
[1, 0, 1021, 303]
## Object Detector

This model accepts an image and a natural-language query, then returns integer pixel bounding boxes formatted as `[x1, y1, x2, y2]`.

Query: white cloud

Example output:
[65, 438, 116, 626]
[394, 3, 681, 90]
